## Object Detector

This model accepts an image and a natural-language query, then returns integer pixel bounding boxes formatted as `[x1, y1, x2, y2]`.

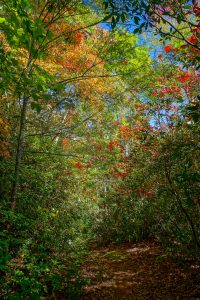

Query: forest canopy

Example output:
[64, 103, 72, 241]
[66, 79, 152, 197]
[0, 0, 199, 299]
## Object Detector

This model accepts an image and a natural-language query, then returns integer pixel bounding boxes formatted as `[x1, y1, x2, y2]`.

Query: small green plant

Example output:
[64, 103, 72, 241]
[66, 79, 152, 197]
[103, 250, 128, 261]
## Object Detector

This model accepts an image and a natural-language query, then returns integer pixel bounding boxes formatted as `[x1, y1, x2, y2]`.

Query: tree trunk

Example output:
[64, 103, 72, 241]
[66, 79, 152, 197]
[11, 96, 29, 210]
[165, 165, 200, 249]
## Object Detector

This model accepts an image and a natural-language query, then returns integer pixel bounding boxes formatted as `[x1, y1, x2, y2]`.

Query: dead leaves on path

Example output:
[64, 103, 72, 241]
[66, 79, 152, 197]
[81, 242, 200, 300]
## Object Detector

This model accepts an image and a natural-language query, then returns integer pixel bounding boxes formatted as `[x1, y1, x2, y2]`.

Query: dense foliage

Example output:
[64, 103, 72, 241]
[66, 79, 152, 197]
[0, 0, 199, 298]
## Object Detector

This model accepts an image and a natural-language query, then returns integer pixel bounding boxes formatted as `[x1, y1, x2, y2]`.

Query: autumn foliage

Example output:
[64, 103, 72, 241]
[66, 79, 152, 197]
[0, 0, 200, 299]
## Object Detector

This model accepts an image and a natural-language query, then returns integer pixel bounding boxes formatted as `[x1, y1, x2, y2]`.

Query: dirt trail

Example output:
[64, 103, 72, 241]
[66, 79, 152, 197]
[81, 242, 200, 300]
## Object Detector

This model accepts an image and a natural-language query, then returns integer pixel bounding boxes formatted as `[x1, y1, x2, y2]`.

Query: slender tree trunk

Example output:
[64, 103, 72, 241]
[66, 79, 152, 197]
[10, 53, 33, 211]
[165, 164, 200, 248]
[11, 96, 29, 210]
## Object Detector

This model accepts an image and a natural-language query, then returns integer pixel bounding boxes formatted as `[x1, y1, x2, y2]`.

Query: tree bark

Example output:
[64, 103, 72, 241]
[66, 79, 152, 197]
[11, 96, 29, 210]
[10, 50, 33, 211]
[165, 164, 200, 248]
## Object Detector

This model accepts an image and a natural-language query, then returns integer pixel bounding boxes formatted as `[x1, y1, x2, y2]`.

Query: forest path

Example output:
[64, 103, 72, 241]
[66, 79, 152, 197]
[81, 241, 200, 300]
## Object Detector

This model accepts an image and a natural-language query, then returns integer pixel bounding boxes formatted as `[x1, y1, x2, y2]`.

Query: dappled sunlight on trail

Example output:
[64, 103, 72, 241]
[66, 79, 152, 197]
[81, 242, 200, 300]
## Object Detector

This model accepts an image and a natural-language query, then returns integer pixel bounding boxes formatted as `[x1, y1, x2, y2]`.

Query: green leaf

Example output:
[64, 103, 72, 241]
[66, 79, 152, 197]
[125, 5, 129, 12]
[8, 293, 22, 300]
[133, 27, 140, 34]
[116, 15, 120, 23]
[177, 14, 182, 24]
[0, 17, 6, 23]
[17, 28, 24, 36]
[183, 5, 191, 9]
[53, 83, 63, 92]
[31, 102, 42, 113]
[141, 1, 148, 9]
[44, 94, 52, 101]
[121, 13, 126, 23]
[12, 35, 19, 44]
[111, 16, 116, 29]
[103, 13, 112, 22]
[103, 1, 108, 10]
[134, 16, 140, 25]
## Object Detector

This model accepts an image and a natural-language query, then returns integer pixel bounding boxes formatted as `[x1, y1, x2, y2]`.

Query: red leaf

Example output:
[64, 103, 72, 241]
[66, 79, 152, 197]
[164, 45, 173, 52]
